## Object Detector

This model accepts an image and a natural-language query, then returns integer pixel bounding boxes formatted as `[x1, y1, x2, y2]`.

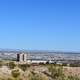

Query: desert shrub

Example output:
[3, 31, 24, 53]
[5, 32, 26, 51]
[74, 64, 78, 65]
[62, 63, 68, 66]
[29, 71, 47, 80]
[69, 63, 80, 67]
[48, 65, 80, 80]
[48, 65, 65, 80]
[0, 61, 3, 67]
[11, 69, 20, 79]
[39, 62, 45, 65]
[7, 78, 14, 80]
[67, 76, 80, 80]
[8, 62, 16, 69]
[46, 61, 49, 64]
[18, 64, 30, 72]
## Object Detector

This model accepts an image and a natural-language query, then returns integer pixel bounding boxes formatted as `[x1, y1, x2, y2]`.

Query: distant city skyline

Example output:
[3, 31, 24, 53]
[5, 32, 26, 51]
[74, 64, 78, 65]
[0, 0, 80, 52]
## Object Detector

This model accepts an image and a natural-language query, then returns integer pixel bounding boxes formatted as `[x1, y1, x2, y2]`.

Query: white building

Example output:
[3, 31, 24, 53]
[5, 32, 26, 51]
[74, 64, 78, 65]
[27, 59, 47, 64]
[17, 53, 27, 62]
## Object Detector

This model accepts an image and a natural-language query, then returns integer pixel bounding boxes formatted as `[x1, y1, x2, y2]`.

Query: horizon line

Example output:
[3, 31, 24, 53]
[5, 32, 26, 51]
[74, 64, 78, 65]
[0, 48, 80, 53]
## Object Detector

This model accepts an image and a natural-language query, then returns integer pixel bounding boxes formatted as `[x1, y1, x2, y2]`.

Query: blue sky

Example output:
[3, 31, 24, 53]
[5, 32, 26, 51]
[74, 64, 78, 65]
[0, 0, 80, 51]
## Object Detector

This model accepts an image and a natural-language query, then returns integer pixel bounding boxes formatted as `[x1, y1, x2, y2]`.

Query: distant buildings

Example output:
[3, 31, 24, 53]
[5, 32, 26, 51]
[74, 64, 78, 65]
[17, 53, 27, 62]
[27, 59, 47, 64]
[15, 52, 80, 64]
[17, 53, 49, 64]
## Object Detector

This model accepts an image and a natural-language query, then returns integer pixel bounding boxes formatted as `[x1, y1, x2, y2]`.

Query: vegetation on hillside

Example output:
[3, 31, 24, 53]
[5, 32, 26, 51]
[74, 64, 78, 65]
[0, 61, 80, 80]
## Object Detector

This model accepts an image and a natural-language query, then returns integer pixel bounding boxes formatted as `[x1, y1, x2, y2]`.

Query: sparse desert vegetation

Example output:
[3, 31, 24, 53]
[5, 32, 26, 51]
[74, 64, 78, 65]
[0, 61, 80, 80]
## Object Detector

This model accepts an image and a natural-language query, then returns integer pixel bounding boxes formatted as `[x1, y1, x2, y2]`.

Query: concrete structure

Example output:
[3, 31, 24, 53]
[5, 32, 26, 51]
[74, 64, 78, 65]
[27, 59, 47, 64]
[17, 53, 27, 62]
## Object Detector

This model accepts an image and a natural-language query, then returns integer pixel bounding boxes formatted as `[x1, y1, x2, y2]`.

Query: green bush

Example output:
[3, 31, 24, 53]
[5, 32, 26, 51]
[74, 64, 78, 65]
[48, 65, 65, 80]
[8, 62, 16, 69]
[62, 63, 68, 66]
[67, 76, 80, 80]
[11, 69, 20, 79]
[69, 63, 80, 67]
[18, 64, 30, 72]
[29, 71, 45, 80]
[0, 61, 3, 68]
[7, 78, 14, 80]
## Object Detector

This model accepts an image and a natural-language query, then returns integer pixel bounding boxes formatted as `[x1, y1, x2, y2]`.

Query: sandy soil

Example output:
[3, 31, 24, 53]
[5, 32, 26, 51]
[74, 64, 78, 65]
[64, 67, 80, 76]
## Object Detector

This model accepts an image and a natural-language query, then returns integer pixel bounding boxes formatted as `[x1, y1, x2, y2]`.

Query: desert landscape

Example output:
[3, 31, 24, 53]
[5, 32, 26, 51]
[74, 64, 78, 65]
[0, 61, 80, 80]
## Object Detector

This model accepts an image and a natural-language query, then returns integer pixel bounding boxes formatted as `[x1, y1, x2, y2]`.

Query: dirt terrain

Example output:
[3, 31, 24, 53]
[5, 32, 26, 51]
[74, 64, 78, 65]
[64, 67, 80, 76]
[0, 64, 80, 80]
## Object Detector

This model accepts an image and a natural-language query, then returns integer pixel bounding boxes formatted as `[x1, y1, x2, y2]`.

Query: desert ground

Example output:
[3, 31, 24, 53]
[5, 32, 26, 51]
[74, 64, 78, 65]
[0, 61, 80, 80]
